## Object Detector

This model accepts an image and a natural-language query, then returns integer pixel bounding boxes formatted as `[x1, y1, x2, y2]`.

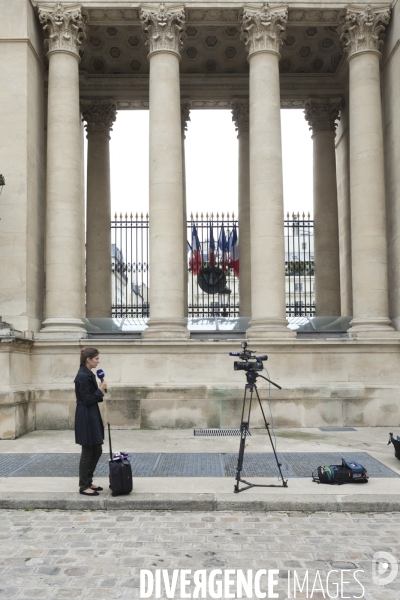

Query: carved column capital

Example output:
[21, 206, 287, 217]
[340, 5, 391, 59]
[180, 99, 191, 138]
[140, 3, 186, 59]
[231, 99, 249, 136]
[304, 98, 342, 136]
[81, 100, 117, 138]
[240, 3, 288, 59]
[38, 2, 86, 58]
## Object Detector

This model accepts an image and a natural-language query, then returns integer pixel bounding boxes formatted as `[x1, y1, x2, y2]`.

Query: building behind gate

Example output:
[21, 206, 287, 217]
[0, 0, 399, 438]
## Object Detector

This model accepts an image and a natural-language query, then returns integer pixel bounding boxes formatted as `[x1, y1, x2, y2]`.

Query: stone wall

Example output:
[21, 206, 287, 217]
[0, 339, 34, 439]
[1, 338, 399, 438]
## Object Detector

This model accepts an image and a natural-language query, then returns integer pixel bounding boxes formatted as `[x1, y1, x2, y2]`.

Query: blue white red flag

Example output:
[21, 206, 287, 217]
[218, 226, 229, 273]
[208, 226, 216, 266]
[228, 225, 239, 278]
[189, 225, 202, 275]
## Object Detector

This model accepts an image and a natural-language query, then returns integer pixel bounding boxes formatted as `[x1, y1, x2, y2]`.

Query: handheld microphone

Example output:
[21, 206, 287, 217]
[96, 369, 107, 393]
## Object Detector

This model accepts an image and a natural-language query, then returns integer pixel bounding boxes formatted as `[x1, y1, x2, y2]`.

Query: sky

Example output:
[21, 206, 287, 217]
[108, 108, 313, 218]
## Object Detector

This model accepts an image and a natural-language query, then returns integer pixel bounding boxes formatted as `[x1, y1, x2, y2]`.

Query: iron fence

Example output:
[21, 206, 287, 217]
[111, 213, 149, 317]
[110, 212, 315, 318]
[285, 212, 315, 316]
[188, 212, 239, 317]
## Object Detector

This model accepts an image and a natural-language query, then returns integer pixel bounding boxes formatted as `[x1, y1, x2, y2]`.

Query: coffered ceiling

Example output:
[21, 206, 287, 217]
[80, 23, 343, 76]
[77, 7, 348, 104]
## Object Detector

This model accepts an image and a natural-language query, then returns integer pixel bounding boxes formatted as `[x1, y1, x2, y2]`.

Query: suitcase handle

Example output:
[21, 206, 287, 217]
[107, 422, 113, 460]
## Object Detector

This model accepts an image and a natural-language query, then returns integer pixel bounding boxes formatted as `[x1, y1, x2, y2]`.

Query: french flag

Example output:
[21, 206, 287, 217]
[189, 225, 202, 275]
[228, 225, 239, 278]
[218, 225, 229, 273]
[208, 226, 216, 266]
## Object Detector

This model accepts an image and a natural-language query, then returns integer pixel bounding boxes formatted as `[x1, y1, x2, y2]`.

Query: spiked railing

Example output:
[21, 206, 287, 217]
[111, 212, 150, 317]
[110, 211, 315, 318]
[285, 212, 315, 317]
[187, 211, 239, 318]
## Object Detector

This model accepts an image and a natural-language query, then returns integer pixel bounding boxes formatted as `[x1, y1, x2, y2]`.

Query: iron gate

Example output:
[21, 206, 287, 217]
[285, 213, 315, 316]
[111, 212, 314, 318]
[111, 213, 149, 317]
[187, 212, 239, 317]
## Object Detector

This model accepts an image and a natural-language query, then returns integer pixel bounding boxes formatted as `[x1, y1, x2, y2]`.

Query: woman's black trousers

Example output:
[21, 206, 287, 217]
[79, 444, 102, 490]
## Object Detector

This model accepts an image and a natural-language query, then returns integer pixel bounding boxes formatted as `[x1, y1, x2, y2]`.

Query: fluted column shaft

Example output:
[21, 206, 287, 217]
[241, 5, 294, 338]
[82, 101, 116, 318]
[305, 99, 341, 316]
[340, 5, 397, 337]
[181, 100, 191, 317]
[349, 52, 389, 326]
[232, 100, 251, 317]
[140, 4, 189, 338]
[38, 4, 86, 337]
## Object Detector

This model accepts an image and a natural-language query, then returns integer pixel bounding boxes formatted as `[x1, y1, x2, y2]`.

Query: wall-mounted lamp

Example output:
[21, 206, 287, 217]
[0, 175, 5, 194]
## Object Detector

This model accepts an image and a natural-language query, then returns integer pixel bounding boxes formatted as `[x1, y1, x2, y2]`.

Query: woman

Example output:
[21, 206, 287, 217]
[75, 347, 107, 496]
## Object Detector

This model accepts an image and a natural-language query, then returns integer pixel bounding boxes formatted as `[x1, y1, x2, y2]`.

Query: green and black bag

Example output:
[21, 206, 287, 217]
[312, 458, 368, 485]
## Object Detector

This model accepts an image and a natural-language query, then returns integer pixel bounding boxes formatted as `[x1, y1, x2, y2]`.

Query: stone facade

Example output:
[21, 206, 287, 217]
[2, 337, 400, 438]
[1, 1, 400, 436]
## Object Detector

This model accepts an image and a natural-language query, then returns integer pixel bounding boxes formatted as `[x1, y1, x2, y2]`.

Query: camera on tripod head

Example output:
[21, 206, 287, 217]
[229, 342, 268, 372]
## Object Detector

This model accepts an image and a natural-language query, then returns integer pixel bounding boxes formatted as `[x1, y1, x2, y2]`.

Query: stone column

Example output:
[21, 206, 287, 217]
[140, 4, 189, 339]
[181, 99, 191, 317]
[335, 99, 353, 316]
[79, 117, 86, 319]
[340, 5, 397, 337]
[304, 98, 341, 316]
[38, 3, 86, 337]
[231, 99, 251, 317]
[81, 100, 117, 318]
[240, 5, 294, 338]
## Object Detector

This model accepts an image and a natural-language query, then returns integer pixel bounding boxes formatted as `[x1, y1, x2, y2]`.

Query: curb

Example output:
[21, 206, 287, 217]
[0, 493, 399, 512]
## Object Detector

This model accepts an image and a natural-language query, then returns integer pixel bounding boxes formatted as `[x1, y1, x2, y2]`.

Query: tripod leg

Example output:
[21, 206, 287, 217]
[254, 385, 288, 487]
[234, 427, 247, 493]
[234, 385, 252, 493]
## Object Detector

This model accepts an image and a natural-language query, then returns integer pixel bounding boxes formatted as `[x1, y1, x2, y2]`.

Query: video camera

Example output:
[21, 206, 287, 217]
[229, 341, 268, 372]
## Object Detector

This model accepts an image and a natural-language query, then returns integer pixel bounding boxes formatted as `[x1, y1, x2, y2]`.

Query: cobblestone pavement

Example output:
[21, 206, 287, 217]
[0, 509, 399, 599]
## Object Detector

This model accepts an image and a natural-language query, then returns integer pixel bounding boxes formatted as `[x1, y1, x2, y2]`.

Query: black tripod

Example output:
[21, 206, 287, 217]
[234, 370, 288, 493]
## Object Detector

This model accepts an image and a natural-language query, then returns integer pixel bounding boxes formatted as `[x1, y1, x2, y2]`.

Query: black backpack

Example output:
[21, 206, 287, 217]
[312, 458, 368, 485]
[388, 433, 400, 460]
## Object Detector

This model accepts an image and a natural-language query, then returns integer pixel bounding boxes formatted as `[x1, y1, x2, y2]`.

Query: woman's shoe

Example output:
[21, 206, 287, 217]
[90, 486, 103, 491]
[79, 489, 99, 496]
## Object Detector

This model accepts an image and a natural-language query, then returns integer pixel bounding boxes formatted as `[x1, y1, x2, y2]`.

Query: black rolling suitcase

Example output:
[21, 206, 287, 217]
[107, 423, 133, 496]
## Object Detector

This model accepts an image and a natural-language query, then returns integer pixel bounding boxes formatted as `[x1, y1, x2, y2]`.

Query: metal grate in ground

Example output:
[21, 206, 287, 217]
[5, 454, 81, 477]
[153, 453, 224, 477]
[319, 427, 357, 432]
[0, 454, 41, 477]
[194, 429, 242, 436]
[223, 453, 295, 478]
[0, 452, 398, 478]
[128, 453, 161, 477]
